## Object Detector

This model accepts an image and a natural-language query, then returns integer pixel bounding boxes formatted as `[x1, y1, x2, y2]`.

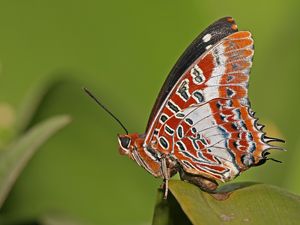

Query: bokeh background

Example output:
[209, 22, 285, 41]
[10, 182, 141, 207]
[0, 0, 299, 224]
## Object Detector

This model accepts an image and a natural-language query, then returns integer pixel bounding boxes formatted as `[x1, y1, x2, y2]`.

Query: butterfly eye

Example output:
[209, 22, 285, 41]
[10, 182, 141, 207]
[119, 136, 131, 150]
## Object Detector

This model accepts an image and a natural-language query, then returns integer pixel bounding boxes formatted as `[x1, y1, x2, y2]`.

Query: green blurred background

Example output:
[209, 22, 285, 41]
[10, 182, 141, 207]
[0, 0, 299, 224]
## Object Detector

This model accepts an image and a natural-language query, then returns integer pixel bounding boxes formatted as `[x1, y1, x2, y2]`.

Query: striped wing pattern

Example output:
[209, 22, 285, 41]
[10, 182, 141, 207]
[145, 31, 274, 181]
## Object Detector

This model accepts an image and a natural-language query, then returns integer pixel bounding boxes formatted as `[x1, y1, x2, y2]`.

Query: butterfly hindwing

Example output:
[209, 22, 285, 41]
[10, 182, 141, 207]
[144, 29, 279, 181]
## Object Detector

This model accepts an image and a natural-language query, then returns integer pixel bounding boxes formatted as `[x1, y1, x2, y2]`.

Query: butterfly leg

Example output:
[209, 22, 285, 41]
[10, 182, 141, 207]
[161, 156, 170, 199]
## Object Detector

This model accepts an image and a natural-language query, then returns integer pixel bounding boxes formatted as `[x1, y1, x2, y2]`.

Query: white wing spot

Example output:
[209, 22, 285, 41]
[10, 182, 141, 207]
[202, 33, 212, 43]
[205, 44, 212, 50]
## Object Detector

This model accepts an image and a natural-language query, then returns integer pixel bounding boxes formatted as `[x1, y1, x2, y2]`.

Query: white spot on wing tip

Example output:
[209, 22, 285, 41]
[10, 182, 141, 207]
[205, 44, 212, 50]
[203, 33, 212, 43]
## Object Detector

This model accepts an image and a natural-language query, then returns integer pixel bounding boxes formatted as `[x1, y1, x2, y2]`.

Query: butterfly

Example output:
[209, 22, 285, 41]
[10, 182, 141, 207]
[110, 17, 285, 198]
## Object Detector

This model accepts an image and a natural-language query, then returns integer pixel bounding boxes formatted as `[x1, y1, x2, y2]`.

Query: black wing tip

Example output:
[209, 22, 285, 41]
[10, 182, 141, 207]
[214, 16, 238, 31]
[216, 16, 234, 22]
[222, 16, 235, 22]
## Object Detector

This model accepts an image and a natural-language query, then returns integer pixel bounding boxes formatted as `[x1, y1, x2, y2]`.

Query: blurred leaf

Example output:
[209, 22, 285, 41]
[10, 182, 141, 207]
[0, 214, 87, 225]
[15, 81, 50, 133]
[153, 180, 300, 225]
[0, 115, 71, 208]
[38, 213, 86, 225]
[15, 78, 68, 134]
[1, 80, 160, 225]
[0, 103, 16, 149]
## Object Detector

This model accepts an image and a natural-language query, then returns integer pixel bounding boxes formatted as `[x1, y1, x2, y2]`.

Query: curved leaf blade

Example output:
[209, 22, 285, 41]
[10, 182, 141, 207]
[15, 78, 70, 133]
[0, 115, 71, 208]
[167, 180, 300, 225]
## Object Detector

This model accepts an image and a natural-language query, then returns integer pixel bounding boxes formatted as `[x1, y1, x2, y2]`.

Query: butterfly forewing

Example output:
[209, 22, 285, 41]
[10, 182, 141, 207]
[146, 17, 239, 131]
[144, 30, 275, 181]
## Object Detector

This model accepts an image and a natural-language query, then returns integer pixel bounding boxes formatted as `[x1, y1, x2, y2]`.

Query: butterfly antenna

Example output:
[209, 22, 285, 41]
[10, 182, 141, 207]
[267, 158, 283, 163]
[83, 87, 129, 135]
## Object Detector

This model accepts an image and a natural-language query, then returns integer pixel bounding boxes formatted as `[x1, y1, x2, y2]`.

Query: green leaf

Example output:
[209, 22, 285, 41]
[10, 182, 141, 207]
[0, 115, 71, 208]
[152, 187, 192, 225]
[0, 103, 16, 149]
[15, 78, 68, 133]
[153, 180, 300, 225]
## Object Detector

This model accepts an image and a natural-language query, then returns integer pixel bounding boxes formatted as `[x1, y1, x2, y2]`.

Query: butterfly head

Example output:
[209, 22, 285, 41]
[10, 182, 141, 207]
[118, 134, 132, 155]
[117, 133, 141, 156]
